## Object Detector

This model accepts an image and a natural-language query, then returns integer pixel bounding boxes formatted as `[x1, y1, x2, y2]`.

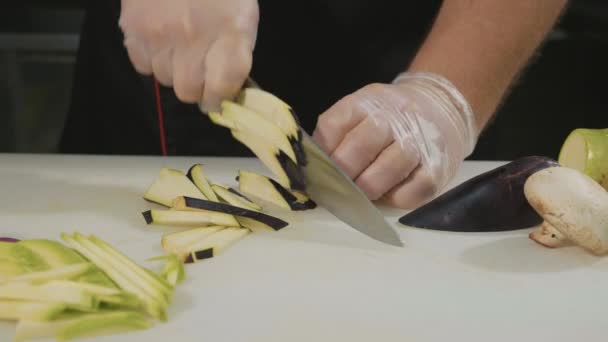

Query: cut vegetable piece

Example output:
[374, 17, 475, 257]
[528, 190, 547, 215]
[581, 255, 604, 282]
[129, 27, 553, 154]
[235, 217, 282, 233]
[173, 196, 289, 231]
[17, 239, 117, 288]
[0, 282, 97, 312]
[208, 111, 235, 129]
[237, 87, 307, 165]
[0, 260, 25, 277]
[42, 280, 141, 310]
[231, 129, 305, 191]
[0, 243, 49, 273]
[212, 184, 262, 211]
[3, 262, 93, 284]
[15, 310, 151, 342]
[17, 239, 85, 267]
[291, 191, 317, 210]
[220, 101, 297, 162]
[143, 209, 240, 227]
[161, 227, 224, 256]
[237, 88, 300, 141]
[143, 168, 206, 207]
[398, 156, 560, 232]
[558, 128, 608, 190]
[44, 280, 122, 297]
[73, 234, 171, 309]
[238, 170, 313, 210]
[182, 228, 250, 263]
[87, 235, 173, 295]
[97, 293, 141, 310]
[61, 233, 166, 321]
[0, 300, 66, 321]
[147, 254, 186, 286]
[524, 166, 608, 255]
[0, 238, 19, 243]
[228, 187, 255, 202]
[187, 164, 219, 202]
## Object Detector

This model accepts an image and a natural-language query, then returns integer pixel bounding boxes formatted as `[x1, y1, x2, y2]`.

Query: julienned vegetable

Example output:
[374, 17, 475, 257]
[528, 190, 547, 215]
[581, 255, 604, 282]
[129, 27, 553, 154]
[398, 156, 560, 232]
[0, 234, 186, 341]
[524, 166, 608, 255]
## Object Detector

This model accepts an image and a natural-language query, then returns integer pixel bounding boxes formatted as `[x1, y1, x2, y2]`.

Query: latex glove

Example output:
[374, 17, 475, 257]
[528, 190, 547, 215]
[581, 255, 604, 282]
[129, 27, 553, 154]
[119, 0, 259, 111]
[312, 72, 479, 209]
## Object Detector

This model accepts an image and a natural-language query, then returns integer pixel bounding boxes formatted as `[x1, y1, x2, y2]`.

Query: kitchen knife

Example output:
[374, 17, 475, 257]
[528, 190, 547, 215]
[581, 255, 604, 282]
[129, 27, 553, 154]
[243, 78, 404, 247]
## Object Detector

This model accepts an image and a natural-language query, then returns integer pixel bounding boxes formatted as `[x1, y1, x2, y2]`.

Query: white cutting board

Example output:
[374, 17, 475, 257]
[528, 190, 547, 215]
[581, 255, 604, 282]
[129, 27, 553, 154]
[1, 153, 607, 342]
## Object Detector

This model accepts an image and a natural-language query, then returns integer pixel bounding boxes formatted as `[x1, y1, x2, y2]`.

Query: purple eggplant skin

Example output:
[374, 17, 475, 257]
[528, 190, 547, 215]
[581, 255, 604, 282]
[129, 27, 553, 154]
[0, 238, 19, 243]
[398, 156, 560, 232]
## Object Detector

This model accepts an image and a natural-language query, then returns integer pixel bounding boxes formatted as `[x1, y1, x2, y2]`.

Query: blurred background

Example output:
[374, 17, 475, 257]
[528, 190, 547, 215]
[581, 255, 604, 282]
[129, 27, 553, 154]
[1, 0, 606, 160]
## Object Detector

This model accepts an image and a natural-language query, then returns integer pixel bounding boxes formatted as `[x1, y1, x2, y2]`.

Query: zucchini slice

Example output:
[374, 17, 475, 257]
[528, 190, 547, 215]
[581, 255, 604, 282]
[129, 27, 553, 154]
[186, 164, 219, 202]
[142, 209, 240, 228]
[0, 300, 66, 321]
[172, 196, 288, 231]
[143, 168, 206, 207]
[237, 88, 307, 166]
[211, 184, 262, 211]
[237, 170, 316, 211]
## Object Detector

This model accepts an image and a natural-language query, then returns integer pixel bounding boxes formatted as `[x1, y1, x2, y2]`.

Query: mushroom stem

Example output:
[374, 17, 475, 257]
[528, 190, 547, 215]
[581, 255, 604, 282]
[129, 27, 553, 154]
[524, 166, 608, 255]
[529, 221, 571, 248]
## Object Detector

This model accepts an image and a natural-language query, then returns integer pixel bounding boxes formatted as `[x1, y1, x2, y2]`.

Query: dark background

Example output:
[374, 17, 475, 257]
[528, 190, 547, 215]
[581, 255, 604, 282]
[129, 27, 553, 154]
[1, 0, 606, 160]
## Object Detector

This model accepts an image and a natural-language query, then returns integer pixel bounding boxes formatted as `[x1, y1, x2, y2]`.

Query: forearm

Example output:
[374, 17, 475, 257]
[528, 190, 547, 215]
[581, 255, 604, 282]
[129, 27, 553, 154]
[407, 0, 568, 132]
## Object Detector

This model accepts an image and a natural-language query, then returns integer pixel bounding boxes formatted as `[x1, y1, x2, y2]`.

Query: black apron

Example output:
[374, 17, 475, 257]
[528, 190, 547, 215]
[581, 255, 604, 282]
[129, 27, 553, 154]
[59, 0, 442, 156]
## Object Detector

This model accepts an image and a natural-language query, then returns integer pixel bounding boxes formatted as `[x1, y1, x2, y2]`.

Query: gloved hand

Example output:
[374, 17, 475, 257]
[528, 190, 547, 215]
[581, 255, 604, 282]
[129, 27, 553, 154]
[118, 0, 259, 111]
[312, 72, 479, 209]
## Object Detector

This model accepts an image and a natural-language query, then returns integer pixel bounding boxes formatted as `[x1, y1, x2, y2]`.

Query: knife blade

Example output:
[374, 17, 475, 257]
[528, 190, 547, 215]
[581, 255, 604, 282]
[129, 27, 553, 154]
[244, 78, 404, 247]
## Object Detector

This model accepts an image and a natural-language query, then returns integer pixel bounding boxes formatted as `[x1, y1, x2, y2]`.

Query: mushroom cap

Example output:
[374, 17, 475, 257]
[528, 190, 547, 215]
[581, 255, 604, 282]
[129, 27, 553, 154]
[524, 166, 608, 255]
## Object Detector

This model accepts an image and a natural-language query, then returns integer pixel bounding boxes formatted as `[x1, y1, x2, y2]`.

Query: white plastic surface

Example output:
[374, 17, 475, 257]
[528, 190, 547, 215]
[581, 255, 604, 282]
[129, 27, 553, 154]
[1, 154, 606, 342]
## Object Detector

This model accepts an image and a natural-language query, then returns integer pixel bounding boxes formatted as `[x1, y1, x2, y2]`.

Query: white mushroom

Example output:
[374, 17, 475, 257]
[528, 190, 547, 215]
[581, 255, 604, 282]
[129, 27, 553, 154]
[524, 166, 608, 255]
[529, 221, 571, 249]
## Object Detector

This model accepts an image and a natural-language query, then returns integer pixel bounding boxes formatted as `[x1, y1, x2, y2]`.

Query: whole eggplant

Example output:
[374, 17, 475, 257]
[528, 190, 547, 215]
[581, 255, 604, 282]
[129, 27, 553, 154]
[398, 156, 560, 232]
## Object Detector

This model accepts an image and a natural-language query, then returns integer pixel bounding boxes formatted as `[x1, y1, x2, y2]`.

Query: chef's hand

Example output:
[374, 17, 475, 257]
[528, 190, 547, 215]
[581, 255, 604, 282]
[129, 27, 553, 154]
[118, 0, 259, 112]
[312, 72, 479, 209]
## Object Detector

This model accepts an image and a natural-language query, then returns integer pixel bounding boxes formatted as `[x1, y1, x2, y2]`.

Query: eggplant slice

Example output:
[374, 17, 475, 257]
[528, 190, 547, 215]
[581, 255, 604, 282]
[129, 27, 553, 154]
[183, 228, 250, 263]
[237, 170, 316, 211]
[173, 196, 289, 231]
[398, 156, 560, 232]
[237, 87, 307, 166]
[142, 209, 240, 227]
[186, 164, 219, 202]
[143, 168, 207, 207]
[211, 184, 263, 211]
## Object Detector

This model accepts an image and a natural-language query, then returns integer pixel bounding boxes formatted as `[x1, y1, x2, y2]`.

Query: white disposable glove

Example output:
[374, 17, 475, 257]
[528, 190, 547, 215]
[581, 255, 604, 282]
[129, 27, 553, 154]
[119, 0, 259, 111]
[312, 72, 479, 209]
